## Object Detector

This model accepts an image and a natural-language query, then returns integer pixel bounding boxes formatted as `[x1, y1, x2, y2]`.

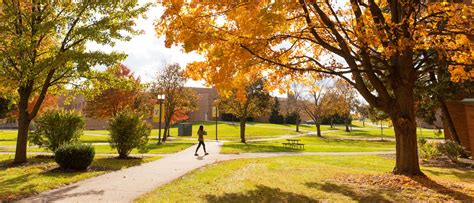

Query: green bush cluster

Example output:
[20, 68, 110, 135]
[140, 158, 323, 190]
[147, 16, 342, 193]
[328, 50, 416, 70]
[108, 111, 150, 158]
[418, 138, 442, 160]
[55, 143, 95, 170]
[418, 138, 468, 162]
[29, 109, 85, 152]
[438, 140, 468, 162]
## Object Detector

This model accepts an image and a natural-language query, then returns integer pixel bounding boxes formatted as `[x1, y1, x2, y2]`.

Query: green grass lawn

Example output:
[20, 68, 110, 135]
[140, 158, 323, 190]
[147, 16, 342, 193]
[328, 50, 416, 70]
[0, 130, 17, 141]
[136, 155, 474, 202]
[83, 130, 109, 135]
[0, 154, 162, 201]
[0, 141, 17, 146]
[80, 135, 110, 143]
[221, 136, 395, 154]
[327, 121, 444, 139]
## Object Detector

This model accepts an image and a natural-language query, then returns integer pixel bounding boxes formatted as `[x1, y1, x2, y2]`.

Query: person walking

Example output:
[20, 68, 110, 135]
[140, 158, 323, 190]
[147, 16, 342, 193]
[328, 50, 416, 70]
[195, 125, 209, 156]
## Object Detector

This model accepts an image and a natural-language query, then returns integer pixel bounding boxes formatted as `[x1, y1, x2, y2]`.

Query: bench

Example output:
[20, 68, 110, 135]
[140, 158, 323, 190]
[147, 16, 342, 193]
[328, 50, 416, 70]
[282, 139, 304, 149]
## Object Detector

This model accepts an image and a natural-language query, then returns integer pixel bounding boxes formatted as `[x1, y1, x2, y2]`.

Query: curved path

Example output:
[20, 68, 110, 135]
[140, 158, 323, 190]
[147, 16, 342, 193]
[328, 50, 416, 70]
[21, 141, 394, 203]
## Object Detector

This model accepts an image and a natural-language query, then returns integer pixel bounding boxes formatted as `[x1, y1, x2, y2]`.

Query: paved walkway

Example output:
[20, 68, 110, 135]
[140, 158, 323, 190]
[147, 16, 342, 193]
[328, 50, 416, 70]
[21, 141, 223, 203]
[21, 140, 395, 203]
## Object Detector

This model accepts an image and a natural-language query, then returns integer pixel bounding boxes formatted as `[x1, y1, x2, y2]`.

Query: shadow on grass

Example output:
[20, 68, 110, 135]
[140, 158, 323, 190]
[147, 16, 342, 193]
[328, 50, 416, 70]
[0, 155, 54, 168]
[409, 176, 473, 201]
[305, 182, 391, 202]
[422, 161, 474, 179]
[0, 173, 38, 201]
[205, 185, 316, 203]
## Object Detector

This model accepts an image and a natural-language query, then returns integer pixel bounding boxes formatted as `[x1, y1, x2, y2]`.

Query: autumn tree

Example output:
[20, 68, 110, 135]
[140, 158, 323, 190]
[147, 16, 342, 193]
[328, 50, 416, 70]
[0, 1, 149, 163]
[84, 64, 146, 119]
[333, 80, 357, 132]
[157, 1, 472, 175]
[356, 103, 370, 127]
[368, 106, 391, 140]
[301, 81, 337, 137]
[218, 79, 272, 143]
[287, 83, 305, 132]
[153, 63, 197, 143]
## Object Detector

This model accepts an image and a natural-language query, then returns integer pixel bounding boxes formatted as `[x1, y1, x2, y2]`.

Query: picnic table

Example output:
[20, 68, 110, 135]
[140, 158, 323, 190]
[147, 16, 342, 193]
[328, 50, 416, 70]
[282, 139, 305, 149]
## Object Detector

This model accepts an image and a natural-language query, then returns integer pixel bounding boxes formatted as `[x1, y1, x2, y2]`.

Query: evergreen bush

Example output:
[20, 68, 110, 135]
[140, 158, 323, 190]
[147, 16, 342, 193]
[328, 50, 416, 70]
[108, 110, 150, 158]
[55, 143, 95, 170]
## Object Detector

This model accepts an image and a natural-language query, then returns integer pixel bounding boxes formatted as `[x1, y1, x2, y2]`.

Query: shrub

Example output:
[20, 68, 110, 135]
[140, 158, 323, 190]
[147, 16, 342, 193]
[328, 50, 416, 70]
[437, 140, 467, 162]
[418, 138, 441, 160]
[108, 111, 150, 158]
[55, 143, 95, 170]
[285, 112, 300, 124]
[29, 109, 85, 152]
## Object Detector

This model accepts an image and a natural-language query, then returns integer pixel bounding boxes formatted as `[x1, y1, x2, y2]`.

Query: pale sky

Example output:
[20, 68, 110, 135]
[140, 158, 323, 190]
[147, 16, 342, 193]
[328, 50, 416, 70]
[87, 1, 205, 87]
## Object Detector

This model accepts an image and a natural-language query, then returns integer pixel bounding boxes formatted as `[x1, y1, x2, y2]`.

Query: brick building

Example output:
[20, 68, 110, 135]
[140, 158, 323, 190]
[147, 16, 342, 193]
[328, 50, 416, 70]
[445, 98, 474, 159]
[188, 87, 219, 121]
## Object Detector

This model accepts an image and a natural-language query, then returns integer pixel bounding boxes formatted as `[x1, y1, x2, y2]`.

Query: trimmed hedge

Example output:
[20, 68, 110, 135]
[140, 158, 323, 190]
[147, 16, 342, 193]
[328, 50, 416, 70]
[55, 143, 95, 170]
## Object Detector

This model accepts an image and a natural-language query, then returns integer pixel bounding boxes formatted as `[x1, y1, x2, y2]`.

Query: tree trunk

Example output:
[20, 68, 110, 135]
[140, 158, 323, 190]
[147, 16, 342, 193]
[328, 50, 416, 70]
[392, 116, 423, 176]
[162, 122, 169, 142]
[14, 93, 31, 164]
[390, 83, 424, 176]
[161, 115, 172, 142]
[362, 119, 365, 127]
[240, 118, 246, 143]
[316, 123, 321, 137]
[296, 121, 299, 132]
[345, 119, 350, 132]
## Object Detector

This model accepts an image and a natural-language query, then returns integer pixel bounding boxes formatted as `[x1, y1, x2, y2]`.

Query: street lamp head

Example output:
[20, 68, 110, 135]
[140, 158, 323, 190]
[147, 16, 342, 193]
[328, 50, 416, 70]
[157, 94, 165, 101]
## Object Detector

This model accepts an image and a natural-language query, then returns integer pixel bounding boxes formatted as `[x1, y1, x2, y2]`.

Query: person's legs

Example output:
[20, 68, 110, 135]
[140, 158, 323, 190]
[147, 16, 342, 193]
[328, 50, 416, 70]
[202, 142, 209, 155]
[202, 142, 207, 153]
[195, 142, 202, 155]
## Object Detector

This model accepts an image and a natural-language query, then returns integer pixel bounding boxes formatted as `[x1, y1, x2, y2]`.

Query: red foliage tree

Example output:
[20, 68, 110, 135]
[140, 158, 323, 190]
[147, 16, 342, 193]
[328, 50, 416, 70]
[84, 64, 146, 119]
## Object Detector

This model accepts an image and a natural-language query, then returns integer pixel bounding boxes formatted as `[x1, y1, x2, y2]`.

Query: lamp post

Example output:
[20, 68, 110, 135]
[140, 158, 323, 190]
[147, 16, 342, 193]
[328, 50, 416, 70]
[157, 94, 165, 144]
[214, 100, 218, 141]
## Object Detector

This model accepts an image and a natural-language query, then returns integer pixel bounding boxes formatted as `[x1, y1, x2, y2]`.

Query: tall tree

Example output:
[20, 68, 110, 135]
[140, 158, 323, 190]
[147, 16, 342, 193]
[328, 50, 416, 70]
[218, 79, 272, 143]
[287, 83, 305, 132]
[157, 1, 472, 175]
[0, 0, 149, 163]
[84, 64, 145, 119]
[153, 63, 197, 143]
[356, 103, 370, 127]
[334, 80, 357, 132]
[301, 82, 337, 137]
[368, 106, 391, 140]
[269, 97, 285, 124]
